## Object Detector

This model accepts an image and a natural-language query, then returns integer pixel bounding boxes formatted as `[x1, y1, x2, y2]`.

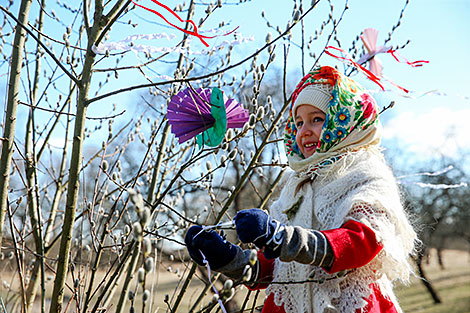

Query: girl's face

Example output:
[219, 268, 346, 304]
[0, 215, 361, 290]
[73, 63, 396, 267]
[295, 104, 326, 158]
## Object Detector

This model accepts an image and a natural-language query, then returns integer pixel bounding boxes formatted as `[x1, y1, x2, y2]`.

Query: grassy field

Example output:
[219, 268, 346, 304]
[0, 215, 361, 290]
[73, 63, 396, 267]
[138, 248, 470, 312]
[396, 249, 470, 313]
[1, 249, 469, 312]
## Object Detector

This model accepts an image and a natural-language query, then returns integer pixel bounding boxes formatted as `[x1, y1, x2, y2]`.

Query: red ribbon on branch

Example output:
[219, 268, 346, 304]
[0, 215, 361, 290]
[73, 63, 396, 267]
[323, 45, 430, 93]
[387, 49, 429, 67]
[324, 46, 386, 91]
[131, 0, 238, 47]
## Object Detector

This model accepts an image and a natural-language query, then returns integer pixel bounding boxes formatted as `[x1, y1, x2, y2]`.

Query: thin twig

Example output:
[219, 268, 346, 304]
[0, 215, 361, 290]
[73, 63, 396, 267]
[0, 5, 79, 85]
[86, 0, 321, 105]
[18, 101, 126, 120]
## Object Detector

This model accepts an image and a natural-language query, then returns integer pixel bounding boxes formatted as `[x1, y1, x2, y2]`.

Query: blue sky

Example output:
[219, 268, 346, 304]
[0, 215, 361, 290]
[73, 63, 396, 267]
[2, 0, 469, 160]
[225, 0, 470, 158]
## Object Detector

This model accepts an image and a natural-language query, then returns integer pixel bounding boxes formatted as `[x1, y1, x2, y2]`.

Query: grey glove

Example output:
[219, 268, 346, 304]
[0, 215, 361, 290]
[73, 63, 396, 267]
[280, 226, 334, 268]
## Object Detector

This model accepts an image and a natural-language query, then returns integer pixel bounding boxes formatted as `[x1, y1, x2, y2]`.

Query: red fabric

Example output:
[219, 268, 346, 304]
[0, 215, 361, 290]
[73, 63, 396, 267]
[247, 251, 275, 291]
[252, 220, 397, 313]
[260, 284, 398, 313]
[322, 220, 383, 274]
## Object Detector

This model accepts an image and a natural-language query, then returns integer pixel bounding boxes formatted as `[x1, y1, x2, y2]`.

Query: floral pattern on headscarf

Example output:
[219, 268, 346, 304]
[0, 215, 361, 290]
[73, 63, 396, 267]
[285, 66, 380, 160]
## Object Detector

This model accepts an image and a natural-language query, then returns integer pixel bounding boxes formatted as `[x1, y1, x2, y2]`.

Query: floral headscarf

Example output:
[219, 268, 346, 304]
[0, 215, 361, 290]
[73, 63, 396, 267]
[285, 66, 382, 172]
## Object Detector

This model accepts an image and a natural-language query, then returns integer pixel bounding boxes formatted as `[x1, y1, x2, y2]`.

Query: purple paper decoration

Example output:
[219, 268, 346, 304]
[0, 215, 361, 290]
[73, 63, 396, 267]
[167, 87, 249, 144]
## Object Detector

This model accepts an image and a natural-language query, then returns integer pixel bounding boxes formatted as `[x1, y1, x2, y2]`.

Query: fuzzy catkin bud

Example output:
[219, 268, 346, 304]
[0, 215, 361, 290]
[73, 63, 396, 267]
[248, 114, 256, 128]
[249, 249, 258, 265]
[265, 32, 272, 43]
[242, 265, 252, 281]
[241, 123, 249, 134]
[227, 149, 237, 160]
[102, 160, 108, 172]
[293, 10, 300, 22]
[256, 106, 265, 120]
[223, 279, 233, 290]
[145, 257, 154, 272]
[225, 129, 234, 141]
[128, 290, 135, 301]
[137, 267, 145, 283]
[220, 155, 227, 166]
[206, 161, 212, 171]
[140, 207, 151, 226]
[133, 222, 142, 237]
[143, 290, 150, 302]
[128, 189, 144, 210]
[143, 237, 151, 254]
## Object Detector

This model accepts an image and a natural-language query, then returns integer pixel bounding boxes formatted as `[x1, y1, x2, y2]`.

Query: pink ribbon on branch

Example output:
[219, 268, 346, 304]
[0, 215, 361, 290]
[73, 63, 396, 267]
[358, 28, 390, 77]
[358, 28, 429, 77]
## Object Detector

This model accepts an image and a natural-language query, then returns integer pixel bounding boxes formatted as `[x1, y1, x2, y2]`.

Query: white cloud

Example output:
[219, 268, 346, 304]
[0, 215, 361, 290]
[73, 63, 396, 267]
[382, 107, 470, 156]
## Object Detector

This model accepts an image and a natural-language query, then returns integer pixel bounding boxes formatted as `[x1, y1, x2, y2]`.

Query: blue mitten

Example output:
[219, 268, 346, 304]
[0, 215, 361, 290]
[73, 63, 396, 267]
[184, 225, 238, 270]
[234, 208, 285, 259]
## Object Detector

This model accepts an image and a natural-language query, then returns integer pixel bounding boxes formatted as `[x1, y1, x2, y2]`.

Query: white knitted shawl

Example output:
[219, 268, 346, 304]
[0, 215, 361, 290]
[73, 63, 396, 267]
[266, 148, 417, 313]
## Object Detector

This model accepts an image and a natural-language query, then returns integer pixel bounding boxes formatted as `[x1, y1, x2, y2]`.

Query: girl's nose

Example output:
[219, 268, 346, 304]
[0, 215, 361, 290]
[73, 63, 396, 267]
[299, 125, 312, 137]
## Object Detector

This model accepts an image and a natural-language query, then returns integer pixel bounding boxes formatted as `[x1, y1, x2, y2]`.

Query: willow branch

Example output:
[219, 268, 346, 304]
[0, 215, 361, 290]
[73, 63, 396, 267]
[0, 5, 79, 85]
[86, 0, 320, 105]
[0, 0, 33, 254]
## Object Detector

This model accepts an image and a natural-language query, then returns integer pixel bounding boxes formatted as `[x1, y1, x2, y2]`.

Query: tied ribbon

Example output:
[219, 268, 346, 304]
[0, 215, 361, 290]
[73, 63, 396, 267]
[358, 28, 429, 76]
[387, 49, 429, 67]
[131, 0, 238, 47]
[358, 28, 389, 77]
[324, 46, 414, 93]
[324, 46, 386, 91]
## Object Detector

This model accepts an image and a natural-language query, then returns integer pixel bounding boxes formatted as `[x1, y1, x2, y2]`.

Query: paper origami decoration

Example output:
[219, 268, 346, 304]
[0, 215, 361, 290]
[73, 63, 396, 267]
[167, 87, 249, 147]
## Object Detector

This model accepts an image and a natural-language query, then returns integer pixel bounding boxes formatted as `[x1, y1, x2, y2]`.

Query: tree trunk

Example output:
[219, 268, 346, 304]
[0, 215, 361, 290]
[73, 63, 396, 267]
[0, 0, 33, 252]
[437, 248, 445, 270]
[415, 252, 442, 304]
[48, 1, 103, 311]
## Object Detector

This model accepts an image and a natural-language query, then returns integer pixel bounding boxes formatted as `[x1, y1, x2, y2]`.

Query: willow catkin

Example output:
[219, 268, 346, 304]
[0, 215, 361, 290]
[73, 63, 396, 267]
[223, 279, 233, 290]
[228, 149, 238, 160]
[137, 268, 145, 283]
[256, 106, 265, 120]
[143, 290, 150, 302]
[132, 222, 142, 237]
[145, 257, 154, 272]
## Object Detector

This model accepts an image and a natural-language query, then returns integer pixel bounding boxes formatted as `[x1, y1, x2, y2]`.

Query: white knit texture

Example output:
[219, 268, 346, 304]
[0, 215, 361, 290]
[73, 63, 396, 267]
[293, 84, 333, 115]
[266, 148, 417, 313]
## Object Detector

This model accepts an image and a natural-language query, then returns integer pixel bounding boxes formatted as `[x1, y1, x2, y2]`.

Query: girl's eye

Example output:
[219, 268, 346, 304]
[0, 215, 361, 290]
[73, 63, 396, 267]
[296, 121, 303, 128]
[313, 117, 324, 123]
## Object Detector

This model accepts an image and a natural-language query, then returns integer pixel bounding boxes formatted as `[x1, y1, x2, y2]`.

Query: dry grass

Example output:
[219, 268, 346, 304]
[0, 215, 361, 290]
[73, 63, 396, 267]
[396, 249, 470, 313]
[1, 249, 469, 312]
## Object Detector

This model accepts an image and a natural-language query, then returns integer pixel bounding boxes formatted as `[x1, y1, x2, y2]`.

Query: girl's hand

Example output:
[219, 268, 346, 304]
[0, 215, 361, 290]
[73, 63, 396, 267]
[234, 208, 285, 259]
[184, 225, 238, 270]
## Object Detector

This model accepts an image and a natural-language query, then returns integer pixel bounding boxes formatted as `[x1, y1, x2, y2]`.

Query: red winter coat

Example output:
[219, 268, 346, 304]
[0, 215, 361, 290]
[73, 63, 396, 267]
[249, 220, 399, 313]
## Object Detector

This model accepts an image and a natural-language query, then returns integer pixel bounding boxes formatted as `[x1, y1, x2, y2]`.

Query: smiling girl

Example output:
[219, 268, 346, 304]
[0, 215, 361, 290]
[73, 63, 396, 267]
[185, 66, 417, 313]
